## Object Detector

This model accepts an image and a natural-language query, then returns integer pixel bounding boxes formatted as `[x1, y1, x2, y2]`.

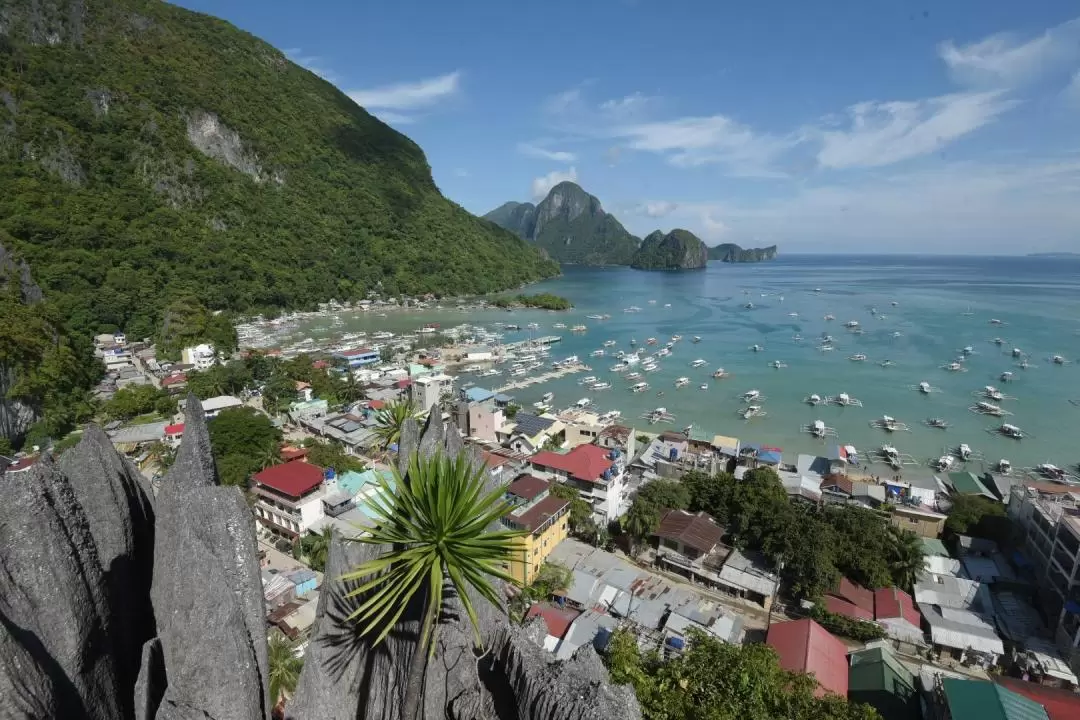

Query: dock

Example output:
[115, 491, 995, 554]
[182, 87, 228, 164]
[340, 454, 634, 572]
[494, 363, 587, 392]
[503, 335, 562, 351]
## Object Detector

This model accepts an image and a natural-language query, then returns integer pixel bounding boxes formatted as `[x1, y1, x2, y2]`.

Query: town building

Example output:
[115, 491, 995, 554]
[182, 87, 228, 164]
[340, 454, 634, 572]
[200, 395, 243, 419]
[934, 678, 1050, 720]
[181, 343, 216, 370]
[411, 373, 453, 413]
[766, 618, 849, 697]
[500, 475, 570, 585]
[450, 388, 505, 443]
[825, 577, 875, 622]
[500, 412, 563, 455]
[848, 645, 919, 720]
[250, 461, 330, 540]
[164, 423, 185, 448]
[333, 348, 380, 368]
[874, 587, 925, 649]
[529, 444, 626, 523]
[891, 505, 947, 538]
[653, 509, 723, 561]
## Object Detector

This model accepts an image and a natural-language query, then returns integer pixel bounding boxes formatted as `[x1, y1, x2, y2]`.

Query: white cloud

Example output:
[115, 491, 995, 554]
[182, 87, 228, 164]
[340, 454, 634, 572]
[815, 91, 1016, 169]
[613, 115, 796, 176]
[348, 71, 461, 124]
[517, 142, 577, 163]
[641, 201, 678, 218]
[599, 92, 656, 122]
[939, 17, 1080, 89]
[531, 167, 578, 200]
[652, 157, 1080, 253]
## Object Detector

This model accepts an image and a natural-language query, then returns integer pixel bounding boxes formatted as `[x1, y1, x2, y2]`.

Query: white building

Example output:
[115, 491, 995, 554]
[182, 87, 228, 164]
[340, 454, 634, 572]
[529, 444, 628, 523]
[250, 461, 330, 540]
[200, 395, 243, 419]
[411, 373, 453, 413]
[181, 343, 216, 370]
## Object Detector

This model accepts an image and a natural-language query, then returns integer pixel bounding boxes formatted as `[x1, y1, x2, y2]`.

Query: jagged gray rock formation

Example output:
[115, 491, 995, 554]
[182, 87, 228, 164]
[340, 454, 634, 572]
[285, 411, 642, 720]
[0, 397, 638, 720]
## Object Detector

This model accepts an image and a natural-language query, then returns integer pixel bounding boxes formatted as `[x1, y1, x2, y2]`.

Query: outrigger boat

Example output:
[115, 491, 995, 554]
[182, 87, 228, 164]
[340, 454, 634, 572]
[995, 459, 1011, 474]
[741, 405, 766, 420]
[874, 444, 917, 469]
[992, 423, 1024, 440]
[641, 407, 675, 424]
[978, 386, 1006, 401]
[712, 368, 730, 379]
[690, 358, 707, 368]
[741, 389, 764, 403]
[849, 353, 867, 362]
[970, 401, 1010, 417]
[749, 344, 764, 352]
[925, 417, 950, 429]
[941, 361, 967, 372]
[674, 377, 690, 388]
[825, 392, 863, 407]
[631, 382, 650, 393]
[802, 419, 837, 439]
[804, 393, 822, 406]
[870, 415, 910, 432]
[771, 360, 788, 369]
[934, 454, 955, 472]
[692, 336, 702, 343]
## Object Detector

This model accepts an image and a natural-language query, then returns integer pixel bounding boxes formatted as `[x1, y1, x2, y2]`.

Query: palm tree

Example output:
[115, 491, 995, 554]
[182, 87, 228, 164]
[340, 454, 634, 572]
[259, 441, 283, 470]
[299, 526, 333, 572]
[372, 398, 420, 450]
[145, 441, 176, 471]
[341, 450, 525, 720]
[267, 632, 303, 708]
[887, 526, 924, 591]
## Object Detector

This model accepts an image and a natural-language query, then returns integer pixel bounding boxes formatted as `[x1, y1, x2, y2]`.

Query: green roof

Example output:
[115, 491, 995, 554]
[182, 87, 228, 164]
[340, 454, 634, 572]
[848, 646, 918, 720]
[920, 538, 950, 557]
[942, 678, 1050, 720]
[947, 471, 994, 498]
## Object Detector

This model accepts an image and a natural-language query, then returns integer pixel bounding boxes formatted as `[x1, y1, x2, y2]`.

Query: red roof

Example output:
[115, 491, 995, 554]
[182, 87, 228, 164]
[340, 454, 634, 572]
[820, 475, 854, 496]
[161, 374, 187, 387]
[830, 577, 875, 613]
[525, 603, 580, 640]
[252, 461, 325, 497]
[367, 399, 386, 410]
[507, 475, 550, 501]
[531, 445, 615, 484]
[5, 455, 39, 473]
[280, 446, 309, 462]
[824, 596, 873, 622]
[395, 379, 412, 389]
[767, 619, 849, 697]
[874, 587, 921, 627]
[164, 423, 185, 437]
[339, 348, 374, 357]
[994, 677, 1080, 720]
[481, 450, 513, 469]
[311, 360, 330, 370]
[510, 495, 570, 533]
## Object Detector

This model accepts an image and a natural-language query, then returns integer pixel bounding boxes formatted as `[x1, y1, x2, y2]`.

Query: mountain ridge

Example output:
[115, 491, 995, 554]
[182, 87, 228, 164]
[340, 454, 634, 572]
[632, 228, 708, 270]
[707, 242, 778, 263]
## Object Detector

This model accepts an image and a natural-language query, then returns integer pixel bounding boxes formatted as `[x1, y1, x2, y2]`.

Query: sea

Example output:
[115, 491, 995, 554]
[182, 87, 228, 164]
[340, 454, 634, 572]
[281, 255, 1080, 474]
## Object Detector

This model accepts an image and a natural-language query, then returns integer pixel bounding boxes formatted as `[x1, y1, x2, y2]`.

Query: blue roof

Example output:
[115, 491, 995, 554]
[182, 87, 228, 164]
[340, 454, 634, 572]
[465, 387, 495, 403]
[337, 469, 396, 497]
[758, 450, 782, 464]
[494, 393, 513, 403]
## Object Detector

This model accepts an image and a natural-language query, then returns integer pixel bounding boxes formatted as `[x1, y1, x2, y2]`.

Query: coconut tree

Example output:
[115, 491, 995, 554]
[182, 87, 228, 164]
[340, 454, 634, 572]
[341, 450, 525, 720]
[887, 526, 925, 591]
[145, 441, 176, 471]
[267, 632, 304, 708]
[372, 398, 420, 449]
[299, 526, 333, 572]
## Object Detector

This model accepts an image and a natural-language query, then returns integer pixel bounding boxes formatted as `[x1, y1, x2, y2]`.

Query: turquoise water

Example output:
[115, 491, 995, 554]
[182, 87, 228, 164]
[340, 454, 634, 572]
[294, 256, 1080, 472]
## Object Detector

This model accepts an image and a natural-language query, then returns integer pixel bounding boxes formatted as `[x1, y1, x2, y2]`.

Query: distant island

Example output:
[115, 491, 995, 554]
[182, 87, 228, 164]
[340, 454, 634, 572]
[707, 243, 778, 263]
[492, 292, 573, 310]
[1027, 252, 1080, 258]
[632, 229, 708, 270]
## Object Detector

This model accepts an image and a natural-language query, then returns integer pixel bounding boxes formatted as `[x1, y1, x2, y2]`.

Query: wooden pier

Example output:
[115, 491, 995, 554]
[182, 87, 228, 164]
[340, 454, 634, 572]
[493, 363, 588, 392]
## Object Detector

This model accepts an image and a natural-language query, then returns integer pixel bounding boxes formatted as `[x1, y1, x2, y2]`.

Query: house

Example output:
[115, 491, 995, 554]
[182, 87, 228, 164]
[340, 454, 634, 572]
[883, 473, 944, 507]
[820, 473, 854, 503]
[938, 678, 1050, 720]
[715, 547, 780, 610]
[852, 481, 887, 508]
[295, 381, 313, 403]
[766, 618, 849, 697]
[284, 568, 318, 598]
[250, 461, 329, 540]
[740, 442, 782, 468]
[828, 444, 859, 475]
[662, 608, 744, 648]
[502, 412, 561, 454]
[825, 577, 875, 621]
[479, 450, 520, 483]
[890, 505, 947, 538]
[874, 587, 924, 647]
[598, 424, 634, 452]
[333, 348, 380, 368]
[653, 509, 724, 560]
[710, 434, 741, 460]
[181, 343, 216, 370]
[919, 603, 1004, 665]
[945, 471, 997, 500]
[529, 444, 626, 523]
[524, 603, 581, 652]
[563, 412, 606, 448]
[200, 395, 243, 419]
[451, 390, 505, 443]
[161, 373, 188, 391]
[410, 373, 453, 413]
[848, 645, 919, 720]
[500, 475, 571, 585]
[164, 423, 185, 447]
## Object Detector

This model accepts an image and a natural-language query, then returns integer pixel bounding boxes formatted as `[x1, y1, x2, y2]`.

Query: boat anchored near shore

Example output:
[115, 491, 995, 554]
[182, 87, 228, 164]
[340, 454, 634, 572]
[801, 419, 837, 439]
[825, 392, 863, 407]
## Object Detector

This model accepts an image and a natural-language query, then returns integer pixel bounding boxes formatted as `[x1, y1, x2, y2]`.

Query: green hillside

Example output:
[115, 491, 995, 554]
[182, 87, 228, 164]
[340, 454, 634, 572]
[0, 0, 558, 340]
[631, 229, 708, 270]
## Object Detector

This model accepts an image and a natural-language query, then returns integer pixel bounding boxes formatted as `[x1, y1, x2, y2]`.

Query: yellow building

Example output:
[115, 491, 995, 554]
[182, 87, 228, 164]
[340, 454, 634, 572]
[501, 475, 571, 585]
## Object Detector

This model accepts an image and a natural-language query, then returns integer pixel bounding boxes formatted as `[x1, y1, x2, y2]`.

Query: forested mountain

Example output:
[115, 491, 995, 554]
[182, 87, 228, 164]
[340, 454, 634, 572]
[0, 0, 558, 342]
[484, 182, 639, 265]
[707, 243, 778, 263]
[631, 229, 708, 270]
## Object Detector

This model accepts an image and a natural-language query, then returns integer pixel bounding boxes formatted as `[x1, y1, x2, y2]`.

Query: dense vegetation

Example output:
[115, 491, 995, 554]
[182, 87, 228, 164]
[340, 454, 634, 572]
[631, 229, 708, 270]
[0, 0, 558, 345]
[624, 469, 924, 599]
[492, 292, 572, 310]
[484, 182, 640, 265]
[809, 605, 887, 642]
[605, 628, 880, 720]
[101, 383, 177, 421]
[206, 406, 282, 486]
[706, 243, 778, 263]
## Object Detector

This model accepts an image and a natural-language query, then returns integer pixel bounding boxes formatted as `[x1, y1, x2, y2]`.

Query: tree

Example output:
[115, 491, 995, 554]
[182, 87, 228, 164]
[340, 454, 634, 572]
[145, 441, 176, 471]
[637, 479, 691, 511]
[372, 398, 420, 450]
[886, 526, 924, 591]
[207, 407, 281, 487]
[102, 384, 167, 421]
[261, 372, 298, 416]
[527, 562, 573, 600]
[299, 527, 333, 572]
[342, 450, 525, 720]
[548, 483, 595, 539]
[267, 632, 304, 708]
[379, 346, 394, 363]
[623, 500, 661, 553]
[504, 403, 521, 420]
[945, 494, 1010, 543]
[301, 438, 367, 473]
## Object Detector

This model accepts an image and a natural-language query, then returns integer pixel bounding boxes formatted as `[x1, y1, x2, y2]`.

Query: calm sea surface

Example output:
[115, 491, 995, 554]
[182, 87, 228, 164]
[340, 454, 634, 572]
[288, 255, 1080, 472]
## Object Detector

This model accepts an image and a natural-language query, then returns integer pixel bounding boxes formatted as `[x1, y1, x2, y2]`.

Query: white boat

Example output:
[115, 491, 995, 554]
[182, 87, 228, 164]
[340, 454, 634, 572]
[1000, 371, 1013, 382]
[590, 382, 611, 390]
[941, 361, 967, 372]
[674, 377, 690, 388]
[891, 301, 899, 307]
[692, 336, 702, 343]
[824, 314, 835, 321]
[788, 312, 799, 318]
[712, 368, 730, 379]
[625, 372, 642, 381]
[700, 384, 708, 391]
[1052, 354, 1070, 365]
[631, 382, 649, 393]
[579, 376, 598, 385]
[998, 423, 1023, 439]
[744, 302, 755, 310]
[563, 355, 579, 365]
[532, 401, 550, 411]
[958, 443, 972, 461]
[742, 389, 762, 402]
[590, 349, 605, 357]
[805, 393, 822, 406]
[1012, 348, 1024, 358]
[749, 344, 764, 352]
[586, 314, 605, 320]
[961, 346, 974, 356]
[526, 323, 540, 331]
[656, 348, 671, 358]
[879, 360, 894, 368]
[771, 360, 787, 369]
[926, 418, 949, 429]
[990, 318, 1004, 325]
[690, 359, 707, 368]
[849, 353, 867, 362]
[919, 381, 932, 394]
[892, 331, 903, 338]
[479, 369, 501, 377]
[935, 455, 955, 471]
[844, 320, 859, 329]
[642, 362, 659, 372]
[1035, 463, 1068, 481]
[510, 368, 527, 377]
[598, 410, 621, 423]
[553, 323, 567, 329]
[996, 459, 1012, 473]
[826, 392, 862, 407]
[671, 335, 682, 342]
[646, 338, 658, 345]
[741, 405, 766, 420]
[991, 337, 1004, 346]
[542, 392, 554, 403]
[571, 325, 587, 332]
[982, 386, 1004, 401]
[603, 340, 617, 347]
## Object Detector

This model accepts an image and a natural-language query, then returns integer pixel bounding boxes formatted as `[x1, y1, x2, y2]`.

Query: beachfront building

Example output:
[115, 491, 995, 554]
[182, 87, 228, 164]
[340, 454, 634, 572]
[562, 411, 605, 449]
[891, 505, 948, 539]
[180, 343, 216, 370]
[334, 347, 380, 368]
[529, 444, 626, 523]
[500, 475, 571, 585]
[1008, 483, 1080, 674]
[250, 461, 330, 540]
[411, 373, 453, 414]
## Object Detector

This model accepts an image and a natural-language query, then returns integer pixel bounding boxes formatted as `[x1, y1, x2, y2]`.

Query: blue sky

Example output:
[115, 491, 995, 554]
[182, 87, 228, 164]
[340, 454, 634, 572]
[174, 0, 1080, 254]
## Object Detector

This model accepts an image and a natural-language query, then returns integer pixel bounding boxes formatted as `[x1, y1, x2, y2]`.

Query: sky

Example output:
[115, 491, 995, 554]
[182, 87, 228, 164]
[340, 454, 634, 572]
[173, 0, 1080, 254]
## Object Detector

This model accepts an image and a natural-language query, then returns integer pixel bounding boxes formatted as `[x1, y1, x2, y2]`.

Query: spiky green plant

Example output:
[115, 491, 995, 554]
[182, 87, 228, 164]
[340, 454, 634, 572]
[341, 450, 525, 719]
[372, 399, 421, 449]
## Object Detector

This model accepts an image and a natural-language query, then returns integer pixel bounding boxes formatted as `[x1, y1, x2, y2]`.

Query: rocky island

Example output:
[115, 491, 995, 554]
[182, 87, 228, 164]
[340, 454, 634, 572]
[631, 229, 708, 270]
[707, 243, 778, 263]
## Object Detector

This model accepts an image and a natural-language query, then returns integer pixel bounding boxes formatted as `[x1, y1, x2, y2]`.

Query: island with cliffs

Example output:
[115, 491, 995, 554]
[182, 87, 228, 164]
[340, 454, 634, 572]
[707, 243, 779, 263]
[631, 229, 709, 270]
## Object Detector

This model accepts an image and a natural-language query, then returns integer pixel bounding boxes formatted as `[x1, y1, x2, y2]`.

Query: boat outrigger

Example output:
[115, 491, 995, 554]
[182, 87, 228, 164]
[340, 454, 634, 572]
[873, 444, 918, 469]
[849, 353, 867, 362]
[825, 392, 863, 407]
[925, 418, 950, 429]
[674, 377, 690, 388]
[941, 361, 967, 372]
[804, 393, 822, 406]
[631, 382, 650, 393]
[870, 415, 910, 432]
[801, 419, 837, 439]
[976, 386, 1008, 402]
[690, 359, 707, 368]
[741, 389, 765, 403]
[712, 368, 731, 379]
[641, 407, 675, 424]
[995, 459, 1012, 474]
[741, 405, 766, 420]
[991, 423, 1024, 440]
[970, 401, 1010, 417]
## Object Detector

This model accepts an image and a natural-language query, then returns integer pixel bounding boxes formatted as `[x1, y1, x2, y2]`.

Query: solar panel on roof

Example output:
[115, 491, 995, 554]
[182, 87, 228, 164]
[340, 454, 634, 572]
[514, 413, 555, 437]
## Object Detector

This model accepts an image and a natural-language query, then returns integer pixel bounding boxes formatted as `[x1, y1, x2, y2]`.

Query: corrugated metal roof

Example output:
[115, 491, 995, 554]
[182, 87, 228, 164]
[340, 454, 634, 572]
[767, 619, 849, 698]
[942, 678, 1050, 720]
